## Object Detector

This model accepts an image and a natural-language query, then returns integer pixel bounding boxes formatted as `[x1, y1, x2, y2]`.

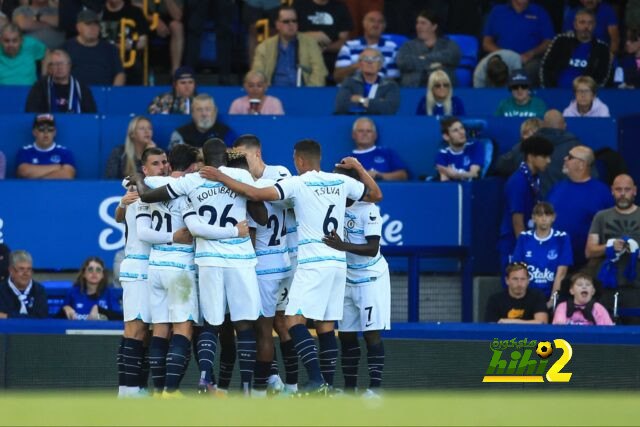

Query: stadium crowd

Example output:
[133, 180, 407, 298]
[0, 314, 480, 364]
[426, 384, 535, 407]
[1, 0, 640, 396]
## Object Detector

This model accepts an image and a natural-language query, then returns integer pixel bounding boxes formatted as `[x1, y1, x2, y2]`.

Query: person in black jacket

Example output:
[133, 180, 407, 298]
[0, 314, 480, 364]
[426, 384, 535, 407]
[0, 250, 48, 319]
[539, 8, 612, 88]
[25, 49, 97, 113]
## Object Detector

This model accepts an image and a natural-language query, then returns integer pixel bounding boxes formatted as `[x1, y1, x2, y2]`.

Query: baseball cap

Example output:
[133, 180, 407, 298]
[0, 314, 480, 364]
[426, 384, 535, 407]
[77, 9, 100, 24]
[173, 66, 195, 82]
[508, 69, 531, 88]
[33, 114, 55, 128]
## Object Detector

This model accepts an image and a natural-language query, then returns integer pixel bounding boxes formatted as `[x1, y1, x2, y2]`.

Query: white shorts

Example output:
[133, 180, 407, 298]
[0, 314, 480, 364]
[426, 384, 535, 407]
[284, 266, 346, 321]
[122, 279, 151, 323]
[258, 275, 292, 317]
[338, 271, 391, 332]
[149, 269, 199, 324]
[199, 266, 261, 325]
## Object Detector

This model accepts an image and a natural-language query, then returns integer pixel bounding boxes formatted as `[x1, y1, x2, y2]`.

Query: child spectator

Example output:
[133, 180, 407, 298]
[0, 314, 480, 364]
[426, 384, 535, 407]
[552, 272, 613, 325]
[416, 70, 465, 117]
[520, 117, 543, 141]
[494, 69, 546, 118]
[563, 75, 610, 118]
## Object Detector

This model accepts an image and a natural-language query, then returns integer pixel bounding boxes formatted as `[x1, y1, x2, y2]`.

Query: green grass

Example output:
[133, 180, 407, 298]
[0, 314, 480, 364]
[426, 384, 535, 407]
[0, 391, 638, 426]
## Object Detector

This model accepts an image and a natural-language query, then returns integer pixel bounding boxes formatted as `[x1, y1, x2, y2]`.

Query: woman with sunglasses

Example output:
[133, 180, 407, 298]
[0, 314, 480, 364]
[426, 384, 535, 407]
[60, 256, 122, 320]
[495, 69, 546, 118]
[416, 69, 465, 116]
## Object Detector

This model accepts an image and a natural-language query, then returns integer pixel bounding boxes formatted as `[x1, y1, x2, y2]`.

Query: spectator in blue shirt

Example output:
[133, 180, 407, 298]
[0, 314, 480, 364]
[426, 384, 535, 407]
[512, 201, 573, 303]
[416, 69, 465, 117]
[498, 135, 554, 274]
[60, 256, 122, 321]
[547, 145, 613, 268]
[348, 117, 407, 181]
[563, 0, 619, 54]
[16, 114, 76, 179]
[435, 116, 482, 182]
[483, 0, 555, 87]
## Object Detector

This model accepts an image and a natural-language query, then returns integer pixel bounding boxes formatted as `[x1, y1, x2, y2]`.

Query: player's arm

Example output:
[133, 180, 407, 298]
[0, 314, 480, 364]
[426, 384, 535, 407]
[136, 210, 192, 244]
[199, 166, 281, 201]
[322, 230, 379, 257]
[247, 201, 268, 226]
[336, 157, 382, 203]
[42, 164, 75, 179]
[133, 174, 173, 203]
[183, 212, 249, 239]
[115, 190, 139, 223]
[511, 213, 525, 238]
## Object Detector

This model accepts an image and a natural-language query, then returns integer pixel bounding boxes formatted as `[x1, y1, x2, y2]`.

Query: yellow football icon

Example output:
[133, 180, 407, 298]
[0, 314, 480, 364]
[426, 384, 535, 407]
[536, 341, 553, 359]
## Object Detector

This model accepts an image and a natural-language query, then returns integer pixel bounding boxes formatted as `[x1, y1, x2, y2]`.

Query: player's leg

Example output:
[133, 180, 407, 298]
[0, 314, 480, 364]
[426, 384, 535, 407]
[361, 272, 390, 396]
[139, 331, 151, 392]
[217, 316, 236, 392]
[363, 330, 384, 394]
[338, 285, 362, 392]
[253, 315, 274, 396]
[116, 337, 126, 397]
[196, 322, 219, 393]
[149, 324, 170, 395]
[165, 320, 194, 395]
[122, 319, 148, 396]
[274, 311, 298, 392]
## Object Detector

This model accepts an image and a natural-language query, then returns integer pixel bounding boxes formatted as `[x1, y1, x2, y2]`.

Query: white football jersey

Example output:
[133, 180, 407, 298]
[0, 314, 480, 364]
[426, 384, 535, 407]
[275, 171, 365, 268]
[262, 164, 299, 259]
[248, 178, 292, 279]
[119, 199, 151, 281]
[344, 201, 388, 285]
[167, 167, 257, 267]
[143, 176, 195, 271]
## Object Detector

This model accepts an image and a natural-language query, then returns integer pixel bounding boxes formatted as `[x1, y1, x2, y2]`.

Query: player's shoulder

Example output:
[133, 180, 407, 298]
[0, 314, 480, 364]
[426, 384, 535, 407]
[221, 166, 253, 182]
[144, 175, 174, 189]
[264, 164, 292, 180]
[255, 177, 276, 188]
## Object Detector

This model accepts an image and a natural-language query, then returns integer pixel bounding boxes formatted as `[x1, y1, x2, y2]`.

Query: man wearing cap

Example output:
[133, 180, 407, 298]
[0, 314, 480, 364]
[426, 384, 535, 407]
[25, 49, 97, 113]
[63, 9, 125, 86]
[148, 66, 196, 114]
[494, 69, 547, 118]
[16, 114, 76, 179]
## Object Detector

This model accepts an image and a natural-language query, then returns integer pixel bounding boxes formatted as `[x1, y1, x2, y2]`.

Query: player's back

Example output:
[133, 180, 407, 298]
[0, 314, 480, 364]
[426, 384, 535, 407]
[120, 199, 151, 280]
[344, 201, 388, 284]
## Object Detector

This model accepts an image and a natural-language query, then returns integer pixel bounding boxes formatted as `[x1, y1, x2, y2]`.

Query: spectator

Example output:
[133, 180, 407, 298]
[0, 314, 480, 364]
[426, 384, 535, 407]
[473, 49, 521, 88]
[512, 202, 572, 304]
[169, 93, 236, 148]
[416, 69, 465, 116]
[0, 250, 48, 319]
[347, 117, 408, 181]
[335, 47, 400, 115]
[552, 272, 613, 325]
[483, 0, 554, 87]
[0, 150, 5, 179]
[548, 145, 613, 269]
[0, 23, 46, 85]
[484, 262, 548, 324]
[60, 256, 122, 321]
[498, 135, 553, 274]
[100, 0, 150, 85]
[105, 116, 157, 179]
[562, 0, 619, 54]
[251, 5, 328, 87]
[16, 114, 75, 180]
[495, 109, 582, 197]
[11, 0, 64, 49]
[229, 70, 284, 115]
[242, 0, 280, 68]
[294, 0, 352, 74]
[148, 66, 196, 115]
[63, 9, 125, 86]
[520, 117, 543, 140]
[494, 69, 546, 118]
[563, 75, 610, 118]
[586, 174, 640, 323]
[0, 243, 9, 281]
[435, 116, 482, 182]
[333, 10, 399, 84]
[540, 8, 612, 88]
[618, 27, 640, 88]
[396, 9, 460, 87]
[0, 11, 7, 28]
[25, 49, 97, 114]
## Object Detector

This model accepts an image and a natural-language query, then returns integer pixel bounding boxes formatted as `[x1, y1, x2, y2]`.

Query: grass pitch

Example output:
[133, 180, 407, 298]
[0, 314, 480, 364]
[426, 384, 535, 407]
[0, 390, 638, 426]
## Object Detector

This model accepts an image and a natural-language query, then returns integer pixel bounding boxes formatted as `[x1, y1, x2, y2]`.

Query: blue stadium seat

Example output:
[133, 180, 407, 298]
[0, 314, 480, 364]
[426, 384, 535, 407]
[42, 280, 72, 316]
[446, 34, 479, 87]
[382, 33, 408, 48]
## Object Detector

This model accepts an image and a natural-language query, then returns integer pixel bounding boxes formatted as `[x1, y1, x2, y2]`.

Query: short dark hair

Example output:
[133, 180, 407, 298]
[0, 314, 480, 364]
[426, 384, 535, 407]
[532, 201, 555, 216]
[227, 150, 250, 170]
[277, 5, 296, 20]
[168, 144, 199, 172]
[417, 9, 438, 26]
[233, 134, 261, 149]
[202, 138, 228, 167]
[141, 147, 165, 165]
[333, 166, 360, 181]
[294, 139, 321, 161]
[440, 116, 461, 135]
[486, 56, 509, 87]
[520, 135, 554, 157]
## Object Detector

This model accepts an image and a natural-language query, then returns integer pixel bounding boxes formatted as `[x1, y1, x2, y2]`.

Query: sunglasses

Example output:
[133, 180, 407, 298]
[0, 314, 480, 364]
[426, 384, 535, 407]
[36, 125, 55, 132]
[361, 55, 382, 63]
[567, 153, 586, 162]
[508, 261, 528, 268]
[511, 84, 529, 90]
[433, 82, 450, 89]
[86, 266, 103, 273]
[280, 19, 297, 24]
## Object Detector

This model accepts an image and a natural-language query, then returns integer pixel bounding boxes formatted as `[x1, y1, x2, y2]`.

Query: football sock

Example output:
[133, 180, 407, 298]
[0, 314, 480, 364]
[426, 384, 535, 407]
[149, 336, 169, 391]
[317, 331, 338, 387]
[270, 354, 279, 377]
[197, 324, 218, 384]
[253, 361, 271, 391]
[139, 346, 149, 389]
[179, 341, 192, 384]
[117, 337, 125, 388]
[280, 339, 299, 385]
[165, 334, 190, 392]
[288, 324, 323, 384]
[217, 329, 236, 389]
[340, 338, 361, 389]
[367, 342, 385, 388]
[236, 329, 257, 391]
[122, 338, 143, 388]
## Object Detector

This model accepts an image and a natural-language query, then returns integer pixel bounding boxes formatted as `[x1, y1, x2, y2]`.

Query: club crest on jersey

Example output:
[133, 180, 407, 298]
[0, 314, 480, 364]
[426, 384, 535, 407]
[525, 251, 532, 258]
[374, 156, 385, 164]
[346, 219, 356, 229]
[547, 250, 558, 260]
[463, 156, 471, 166]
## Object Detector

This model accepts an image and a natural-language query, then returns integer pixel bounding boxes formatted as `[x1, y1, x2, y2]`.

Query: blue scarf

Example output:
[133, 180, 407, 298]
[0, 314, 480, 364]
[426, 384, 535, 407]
[519, 161, 541, 202]
[597, 237, 639, 289]
[47, 76, 82, 113]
